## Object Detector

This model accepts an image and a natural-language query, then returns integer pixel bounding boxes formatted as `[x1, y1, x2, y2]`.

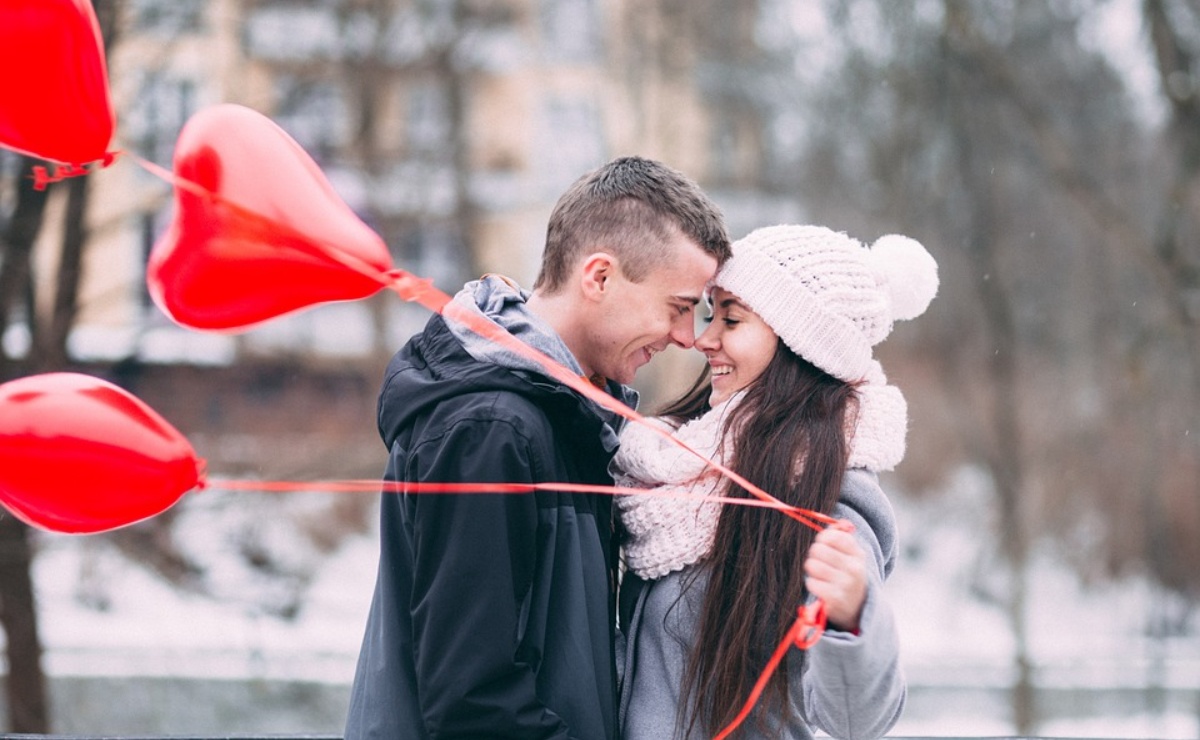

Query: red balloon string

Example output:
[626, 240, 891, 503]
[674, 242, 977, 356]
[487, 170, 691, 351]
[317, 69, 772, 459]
[205, 475, 834, 740]
[431, 294, 836, 531]
[126, 149, 828, 530]
[28, 151, 121, 191]
[711, 600, 828, 740]
[128, 151, 200, 197]
[126, 148, 844, 736]
[203, 477, 833, 529]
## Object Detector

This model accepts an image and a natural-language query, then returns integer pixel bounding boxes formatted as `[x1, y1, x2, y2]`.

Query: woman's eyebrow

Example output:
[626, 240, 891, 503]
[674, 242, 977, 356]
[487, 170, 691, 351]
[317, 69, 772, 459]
[717, 297, 746, 310]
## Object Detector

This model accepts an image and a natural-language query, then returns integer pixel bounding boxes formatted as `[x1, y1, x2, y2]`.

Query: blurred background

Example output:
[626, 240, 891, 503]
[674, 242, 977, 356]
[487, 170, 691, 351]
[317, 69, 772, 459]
[0, 0, 1198, 736]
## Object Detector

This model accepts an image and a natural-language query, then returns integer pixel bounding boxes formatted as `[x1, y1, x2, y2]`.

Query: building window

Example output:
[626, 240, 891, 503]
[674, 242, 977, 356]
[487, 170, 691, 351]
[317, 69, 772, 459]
[130, 0, 207, 33]
[139, 209, 160, 311]
[242, 4, 340, 61]
[273, 77, 347, 163]
[124, 73, 197, 169]
[535, 96, 605, 196]
[406, 83, 450, 156]
[539, 0, 599, 63]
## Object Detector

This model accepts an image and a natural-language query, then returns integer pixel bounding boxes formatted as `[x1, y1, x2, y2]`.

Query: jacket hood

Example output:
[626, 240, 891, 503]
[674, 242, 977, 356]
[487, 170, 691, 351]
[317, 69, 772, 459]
[378, 311, 637, 457]
[445, 275, 587, 380]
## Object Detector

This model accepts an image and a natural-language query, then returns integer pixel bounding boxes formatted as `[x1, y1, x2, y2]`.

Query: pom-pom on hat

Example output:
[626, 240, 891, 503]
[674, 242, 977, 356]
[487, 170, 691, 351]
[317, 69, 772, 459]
[714, 225, 938, 382]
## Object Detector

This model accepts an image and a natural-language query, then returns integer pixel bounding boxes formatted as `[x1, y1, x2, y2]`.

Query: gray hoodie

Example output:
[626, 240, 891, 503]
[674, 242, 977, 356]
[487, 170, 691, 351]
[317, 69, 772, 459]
[619, 469, 907, 740]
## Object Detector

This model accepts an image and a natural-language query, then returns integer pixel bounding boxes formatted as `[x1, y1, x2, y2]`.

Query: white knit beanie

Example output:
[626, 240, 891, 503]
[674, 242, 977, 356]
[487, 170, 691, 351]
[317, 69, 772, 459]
[714, 224, 938, 382]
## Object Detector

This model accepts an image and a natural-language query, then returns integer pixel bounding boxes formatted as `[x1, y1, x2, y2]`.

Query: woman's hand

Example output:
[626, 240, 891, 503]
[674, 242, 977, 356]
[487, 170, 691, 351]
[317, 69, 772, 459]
[803, 526, 868, 633]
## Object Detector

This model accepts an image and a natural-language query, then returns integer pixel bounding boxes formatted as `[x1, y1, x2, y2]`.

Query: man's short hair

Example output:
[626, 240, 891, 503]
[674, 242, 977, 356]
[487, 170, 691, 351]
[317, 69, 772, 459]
[533, 157, 731, 293]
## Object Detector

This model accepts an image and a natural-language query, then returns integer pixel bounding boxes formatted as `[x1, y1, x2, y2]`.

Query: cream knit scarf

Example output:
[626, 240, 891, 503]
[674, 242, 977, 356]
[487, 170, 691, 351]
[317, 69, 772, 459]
[614, 361, 907, 579]
[613, 394, 741, 580]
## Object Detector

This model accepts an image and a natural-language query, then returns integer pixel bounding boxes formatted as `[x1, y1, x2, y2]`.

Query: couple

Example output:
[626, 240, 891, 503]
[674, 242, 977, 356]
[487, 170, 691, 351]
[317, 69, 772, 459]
[345, 157, 936, 739]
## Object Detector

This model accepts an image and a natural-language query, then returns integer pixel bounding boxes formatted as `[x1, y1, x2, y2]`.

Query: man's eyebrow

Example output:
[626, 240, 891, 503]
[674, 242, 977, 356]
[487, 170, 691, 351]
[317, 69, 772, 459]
[671, 294, 703, 305]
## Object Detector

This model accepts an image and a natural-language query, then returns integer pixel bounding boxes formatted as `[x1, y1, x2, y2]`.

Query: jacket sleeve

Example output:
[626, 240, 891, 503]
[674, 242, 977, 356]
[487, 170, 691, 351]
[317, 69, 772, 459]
[402, 415, 576, 740]
[792, 470, 907, 740]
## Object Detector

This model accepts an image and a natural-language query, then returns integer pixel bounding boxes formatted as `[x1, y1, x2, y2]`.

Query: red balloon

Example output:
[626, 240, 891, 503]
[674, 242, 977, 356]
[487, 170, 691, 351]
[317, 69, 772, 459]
[0, 0, 115, 164]
[146, 104, 394, 331]
[0, 373, 202, 534]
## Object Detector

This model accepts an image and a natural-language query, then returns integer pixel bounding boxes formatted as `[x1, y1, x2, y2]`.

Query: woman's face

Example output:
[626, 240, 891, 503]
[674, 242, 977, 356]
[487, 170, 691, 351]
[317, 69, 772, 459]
[694, 287, 778, 406]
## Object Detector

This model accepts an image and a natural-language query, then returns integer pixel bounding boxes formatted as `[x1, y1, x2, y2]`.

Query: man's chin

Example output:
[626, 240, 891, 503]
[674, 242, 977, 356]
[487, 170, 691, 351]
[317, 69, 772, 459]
[610, 364, 641, 385]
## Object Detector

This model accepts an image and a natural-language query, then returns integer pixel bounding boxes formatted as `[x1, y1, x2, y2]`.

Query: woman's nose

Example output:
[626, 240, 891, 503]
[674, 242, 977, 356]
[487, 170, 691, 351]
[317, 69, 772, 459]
[694, 322, 718, 352]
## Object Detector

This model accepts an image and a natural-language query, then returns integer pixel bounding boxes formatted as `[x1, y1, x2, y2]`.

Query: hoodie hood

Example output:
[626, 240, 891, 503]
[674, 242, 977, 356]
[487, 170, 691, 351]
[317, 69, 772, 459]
[378, 276, 638, 455]
[446, 275, 587, 380]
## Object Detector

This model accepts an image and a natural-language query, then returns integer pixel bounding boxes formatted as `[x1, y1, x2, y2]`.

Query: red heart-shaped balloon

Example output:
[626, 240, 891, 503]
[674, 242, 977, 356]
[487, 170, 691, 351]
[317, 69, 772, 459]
[0, 0, 115, 164]
[147, 104, 394, 331]
[0, 373, 203, 534]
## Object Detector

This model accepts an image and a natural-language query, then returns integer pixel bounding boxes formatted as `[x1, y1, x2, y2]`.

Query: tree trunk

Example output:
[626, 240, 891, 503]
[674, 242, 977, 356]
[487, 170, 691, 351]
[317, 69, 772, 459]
[0, 158, 52, 378]
[443, 0, 483, 282]
[1144, 0, 1200, 400]
[35, 174, 90, 371]
[941, 2, 1036, 731]
[0, 515, 48, 733]
[0, 156, 55, 733]
[0, 1, 120, 729]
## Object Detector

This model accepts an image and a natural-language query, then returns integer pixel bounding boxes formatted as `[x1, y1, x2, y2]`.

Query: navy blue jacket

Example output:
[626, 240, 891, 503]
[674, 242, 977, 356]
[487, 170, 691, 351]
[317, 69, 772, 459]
[345, 314, 628, 740]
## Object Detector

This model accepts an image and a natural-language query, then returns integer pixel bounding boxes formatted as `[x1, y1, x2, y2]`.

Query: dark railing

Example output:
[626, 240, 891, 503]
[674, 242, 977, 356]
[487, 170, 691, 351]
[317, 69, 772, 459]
[3, 737, 340, 740]
[2, 736, 343, 740]
[0, 736, 1168, 740]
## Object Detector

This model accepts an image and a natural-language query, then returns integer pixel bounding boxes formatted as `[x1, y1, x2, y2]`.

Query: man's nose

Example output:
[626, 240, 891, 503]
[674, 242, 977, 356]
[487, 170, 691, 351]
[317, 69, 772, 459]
[670, 315, 696, 348]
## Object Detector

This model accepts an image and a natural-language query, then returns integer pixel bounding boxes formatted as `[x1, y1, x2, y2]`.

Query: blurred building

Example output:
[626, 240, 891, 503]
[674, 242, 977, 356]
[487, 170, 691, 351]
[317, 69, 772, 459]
[26, 0, 801, 401]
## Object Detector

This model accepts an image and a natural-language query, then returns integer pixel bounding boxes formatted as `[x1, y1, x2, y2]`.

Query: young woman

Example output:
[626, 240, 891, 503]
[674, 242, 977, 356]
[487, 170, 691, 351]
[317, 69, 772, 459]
[614, 224, 938, 739]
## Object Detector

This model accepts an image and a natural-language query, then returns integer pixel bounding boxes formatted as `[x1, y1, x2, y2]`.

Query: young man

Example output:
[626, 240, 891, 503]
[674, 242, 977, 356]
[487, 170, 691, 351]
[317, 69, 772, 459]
[344, 156, 730, 740]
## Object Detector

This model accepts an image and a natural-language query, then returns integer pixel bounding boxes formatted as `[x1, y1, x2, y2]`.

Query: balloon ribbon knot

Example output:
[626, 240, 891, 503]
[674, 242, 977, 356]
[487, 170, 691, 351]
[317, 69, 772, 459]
[194, 458, 210, 491]
[711, 599, 828, 740]
[31, 152, 121, 191]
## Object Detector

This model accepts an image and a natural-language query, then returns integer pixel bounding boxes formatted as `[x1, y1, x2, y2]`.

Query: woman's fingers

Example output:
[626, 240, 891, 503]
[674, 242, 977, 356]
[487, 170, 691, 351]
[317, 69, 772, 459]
[804, 528, 867, 632]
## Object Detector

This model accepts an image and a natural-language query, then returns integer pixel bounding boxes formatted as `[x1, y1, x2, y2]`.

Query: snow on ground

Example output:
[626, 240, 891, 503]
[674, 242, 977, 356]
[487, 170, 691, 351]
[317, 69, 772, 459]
[33, 494, 375, 684]
[21, 469, 1200, 737]
[882, 467, 1200, 737]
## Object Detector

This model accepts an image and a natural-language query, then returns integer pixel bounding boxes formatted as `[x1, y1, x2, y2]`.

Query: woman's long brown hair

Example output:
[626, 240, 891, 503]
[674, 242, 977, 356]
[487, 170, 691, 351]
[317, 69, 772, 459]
[657, 340, 856, 737]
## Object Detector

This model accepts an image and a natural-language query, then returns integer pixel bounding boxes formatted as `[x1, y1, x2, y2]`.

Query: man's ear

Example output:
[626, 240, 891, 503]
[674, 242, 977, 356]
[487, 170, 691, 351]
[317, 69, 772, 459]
[579, 252, 618, 302]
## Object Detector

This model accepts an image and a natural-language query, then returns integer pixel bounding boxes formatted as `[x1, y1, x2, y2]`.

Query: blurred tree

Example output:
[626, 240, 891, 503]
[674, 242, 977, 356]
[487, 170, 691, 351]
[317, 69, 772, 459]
[0, 156, 52, 378]
[756, 0, 1200, 731]
[330, 0, 507, 360]
[0, 159, 54, 733]
[0, 0, 121, 727]
[243, 0, 513, 363]
[1138, 0, 1200, 599]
